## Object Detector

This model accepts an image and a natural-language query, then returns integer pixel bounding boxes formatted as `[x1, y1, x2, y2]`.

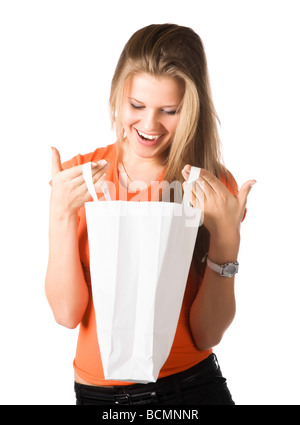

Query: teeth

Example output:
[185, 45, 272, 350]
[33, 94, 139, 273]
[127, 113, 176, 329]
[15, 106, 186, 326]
[137, 130, 161, 140]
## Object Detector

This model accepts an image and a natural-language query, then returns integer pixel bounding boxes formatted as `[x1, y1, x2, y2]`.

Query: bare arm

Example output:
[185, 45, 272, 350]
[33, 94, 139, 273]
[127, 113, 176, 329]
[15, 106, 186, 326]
[182, 166, 256, 349]
[189, 232, 239, 350]
[45, 147, 108, 328]
[45, 208, 88, 329]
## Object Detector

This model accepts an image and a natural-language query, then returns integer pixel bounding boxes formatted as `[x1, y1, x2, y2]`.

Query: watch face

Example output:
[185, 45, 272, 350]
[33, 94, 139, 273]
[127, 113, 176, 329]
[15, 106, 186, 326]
[222, 263, 238, 277]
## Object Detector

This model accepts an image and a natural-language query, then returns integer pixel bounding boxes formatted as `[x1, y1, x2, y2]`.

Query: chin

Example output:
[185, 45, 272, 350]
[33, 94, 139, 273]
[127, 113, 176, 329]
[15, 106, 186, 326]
[128, 134, 171, 160]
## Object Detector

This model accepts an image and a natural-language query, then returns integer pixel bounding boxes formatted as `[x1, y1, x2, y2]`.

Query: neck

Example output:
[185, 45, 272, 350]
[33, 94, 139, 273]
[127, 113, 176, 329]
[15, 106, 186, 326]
[119, 140, 166, 184]
[123, 140, 165, 168]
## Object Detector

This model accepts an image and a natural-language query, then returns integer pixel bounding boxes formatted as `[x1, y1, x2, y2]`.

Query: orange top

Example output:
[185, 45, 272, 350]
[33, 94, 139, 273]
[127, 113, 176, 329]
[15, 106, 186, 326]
[62, 142, 241, 386]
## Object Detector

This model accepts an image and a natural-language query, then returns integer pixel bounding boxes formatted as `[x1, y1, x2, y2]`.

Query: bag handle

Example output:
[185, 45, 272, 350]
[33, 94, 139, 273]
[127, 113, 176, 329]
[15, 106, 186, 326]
[82, 162, 111, 201]
[82, 161, 200, 204]
[182, 166, 201, 207]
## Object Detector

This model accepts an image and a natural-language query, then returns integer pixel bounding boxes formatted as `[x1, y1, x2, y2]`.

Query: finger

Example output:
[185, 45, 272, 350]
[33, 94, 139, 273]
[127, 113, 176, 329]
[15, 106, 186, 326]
[182, 165, 208, 203]
[78, 164, 109, 192]
[181, 164, 192, 181]
[182, 180, 194, 207]
[194, 181, 205, 209]
[68, 161, 110, 191]
[89, 165, 109, 187]
[91, 160, 110, 180]
[79, 173, 107, 200]
[182, 181, 205, 209]
[60, 160, 109, 181]
[190, 181, 205, 210]
[80, 160, 109, 182]
[237, 180, 256, 211]
[94, 173, 107, 194]
[198, 168, 221, 194]
[190, 189, 198, 209]
[96, 159, 109, 168]
[51, 147, 63, 178]
[182, 166, 219, 198]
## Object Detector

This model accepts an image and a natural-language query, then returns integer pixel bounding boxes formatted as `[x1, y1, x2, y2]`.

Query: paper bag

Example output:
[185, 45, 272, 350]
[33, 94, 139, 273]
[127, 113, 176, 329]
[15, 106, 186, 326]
[82, 163, 202, 383]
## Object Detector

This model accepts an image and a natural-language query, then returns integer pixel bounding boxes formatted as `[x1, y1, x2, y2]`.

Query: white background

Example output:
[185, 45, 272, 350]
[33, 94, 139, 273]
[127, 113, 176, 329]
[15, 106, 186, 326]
[1, 0, 299, 405]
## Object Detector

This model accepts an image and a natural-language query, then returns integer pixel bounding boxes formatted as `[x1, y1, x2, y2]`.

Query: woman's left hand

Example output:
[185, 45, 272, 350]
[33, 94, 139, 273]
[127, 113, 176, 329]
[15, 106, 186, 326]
[182, 165, 256, 240]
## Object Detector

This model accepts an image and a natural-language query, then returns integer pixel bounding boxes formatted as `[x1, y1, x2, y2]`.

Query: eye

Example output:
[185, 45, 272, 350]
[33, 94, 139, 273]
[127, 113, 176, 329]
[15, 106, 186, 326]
[130, 103, 144, 110]
[163, 110, 178, 116]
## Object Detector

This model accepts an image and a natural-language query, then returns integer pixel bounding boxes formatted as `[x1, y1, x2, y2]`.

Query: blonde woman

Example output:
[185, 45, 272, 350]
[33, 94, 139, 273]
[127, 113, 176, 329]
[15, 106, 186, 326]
[46, 24, 255, 405]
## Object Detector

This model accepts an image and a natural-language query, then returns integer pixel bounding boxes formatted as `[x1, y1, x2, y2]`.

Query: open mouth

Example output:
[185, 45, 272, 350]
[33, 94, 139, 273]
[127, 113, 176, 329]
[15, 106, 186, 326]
[135, 128, 164, 144]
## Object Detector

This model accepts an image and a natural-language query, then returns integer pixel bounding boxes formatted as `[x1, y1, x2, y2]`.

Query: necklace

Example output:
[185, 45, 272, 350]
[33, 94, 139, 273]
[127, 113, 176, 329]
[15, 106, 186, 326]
[121, 160, 134, 182]
[121, 160, 165, 183]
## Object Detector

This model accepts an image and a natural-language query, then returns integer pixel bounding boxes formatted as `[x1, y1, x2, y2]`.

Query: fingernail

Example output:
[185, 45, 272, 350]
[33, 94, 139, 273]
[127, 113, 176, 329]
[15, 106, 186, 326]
[182, 165, 191, 173]
[99, 159, 108, 167]
[250, 180, 257, 188]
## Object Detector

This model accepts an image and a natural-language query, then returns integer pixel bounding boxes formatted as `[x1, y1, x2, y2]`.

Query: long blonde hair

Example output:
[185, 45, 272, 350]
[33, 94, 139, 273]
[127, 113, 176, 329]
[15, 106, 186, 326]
[109, 24, 224, 275]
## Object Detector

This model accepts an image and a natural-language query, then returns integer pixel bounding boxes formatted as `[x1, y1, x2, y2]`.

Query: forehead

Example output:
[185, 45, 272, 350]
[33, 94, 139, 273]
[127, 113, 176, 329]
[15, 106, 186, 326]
[125, 73, 184, 105]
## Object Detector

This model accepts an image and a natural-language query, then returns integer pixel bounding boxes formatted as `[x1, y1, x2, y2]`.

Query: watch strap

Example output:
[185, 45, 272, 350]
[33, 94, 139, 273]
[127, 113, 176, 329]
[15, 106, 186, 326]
[206, 257, 223, 274]
[206, 256, 239, 277]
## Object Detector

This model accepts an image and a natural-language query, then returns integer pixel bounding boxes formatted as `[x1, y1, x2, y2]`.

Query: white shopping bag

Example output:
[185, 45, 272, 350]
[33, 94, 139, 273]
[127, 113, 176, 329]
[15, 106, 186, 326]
[82, 163, 202, 383]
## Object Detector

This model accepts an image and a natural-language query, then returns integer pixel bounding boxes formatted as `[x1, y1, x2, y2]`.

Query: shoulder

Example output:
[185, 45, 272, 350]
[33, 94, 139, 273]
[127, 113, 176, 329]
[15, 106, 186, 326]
[62, 142, 117, 170]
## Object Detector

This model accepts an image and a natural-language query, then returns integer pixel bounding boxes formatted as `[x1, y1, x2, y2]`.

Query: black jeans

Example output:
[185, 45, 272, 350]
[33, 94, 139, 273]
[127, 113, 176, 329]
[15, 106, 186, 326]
[74, 354, 235, 405]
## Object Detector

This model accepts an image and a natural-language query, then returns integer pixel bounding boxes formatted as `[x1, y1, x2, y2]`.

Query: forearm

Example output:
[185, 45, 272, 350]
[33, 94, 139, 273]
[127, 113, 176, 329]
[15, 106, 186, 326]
[45, 150, 108, 328]
[45, 208, 88, 329]
[189, 232, 240, 350]
[182, 165, 255, 350]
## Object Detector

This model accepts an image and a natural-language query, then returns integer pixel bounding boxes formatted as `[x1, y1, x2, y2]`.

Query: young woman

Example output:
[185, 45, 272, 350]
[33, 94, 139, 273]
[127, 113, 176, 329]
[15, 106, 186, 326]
[45, 23, 255, 405]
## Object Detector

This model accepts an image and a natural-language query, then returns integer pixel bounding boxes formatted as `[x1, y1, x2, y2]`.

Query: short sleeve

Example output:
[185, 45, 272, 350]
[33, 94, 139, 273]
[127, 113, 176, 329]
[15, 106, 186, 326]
[61, 153, 87, 171]
[49, 145, 111, 186]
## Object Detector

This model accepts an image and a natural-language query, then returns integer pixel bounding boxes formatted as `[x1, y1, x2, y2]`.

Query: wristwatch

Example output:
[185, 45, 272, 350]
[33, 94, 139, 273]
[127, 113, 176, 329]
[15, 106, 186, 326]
[206, 257, 239, 278]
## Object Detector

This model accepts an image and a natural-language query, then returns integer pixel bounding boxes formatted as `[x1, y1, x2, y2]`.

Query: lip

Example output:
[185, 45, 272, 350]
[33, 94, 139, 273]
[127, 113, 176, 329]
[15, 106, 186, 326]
[134, 128, 164, 146]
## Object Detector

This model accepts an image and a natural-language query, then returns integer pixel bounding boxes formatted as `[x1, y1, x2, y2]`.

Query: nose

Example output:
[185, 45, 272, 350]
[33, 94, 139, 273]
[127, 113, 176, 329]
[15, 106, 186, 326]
[142, 109, 159, 132]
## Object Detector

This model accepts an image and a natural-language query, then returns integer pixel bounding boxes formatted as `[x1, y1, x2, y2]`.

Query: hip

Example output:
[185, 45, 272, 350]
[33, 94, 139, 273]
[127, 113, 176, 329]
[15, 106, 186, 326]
[74, 353, 235, 405]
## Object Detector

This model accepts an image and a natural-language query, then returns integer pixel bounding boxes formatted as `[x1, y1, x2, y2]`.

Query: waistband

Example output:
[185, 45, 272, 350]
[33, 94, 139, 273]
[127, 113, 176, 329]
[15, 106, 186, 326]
[75, 353, 222, 405]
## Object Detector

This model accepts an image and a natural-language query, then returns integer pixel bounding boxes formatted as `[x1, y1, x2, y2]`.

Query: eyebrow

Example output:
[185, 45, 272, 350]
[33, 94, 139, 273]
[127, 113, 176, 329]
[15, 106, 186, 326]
[128, 97, 179, 109]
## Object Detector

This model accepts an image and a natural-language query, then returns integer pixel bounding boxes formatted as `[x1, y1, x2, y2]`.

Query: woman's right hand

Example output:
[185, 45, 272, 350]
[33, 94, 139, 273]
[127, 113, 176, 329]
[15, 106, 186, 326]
[50, 147, 109, 218]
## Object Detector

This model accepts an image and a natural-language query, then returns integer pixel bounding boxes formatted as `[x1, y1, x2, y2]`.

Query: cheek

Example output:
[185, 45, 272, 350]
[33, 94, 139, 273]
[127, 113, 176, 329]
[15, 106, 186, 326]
[122, 108, 138, 128]
[166, 117, 180, 136]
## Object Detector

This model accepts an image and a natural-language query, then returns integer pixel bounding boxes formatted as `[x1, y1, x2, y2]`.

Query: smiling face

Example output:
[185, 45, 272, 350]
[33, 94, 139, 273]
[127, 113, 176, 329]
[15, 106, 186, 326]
[122, 73, 185, 162]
